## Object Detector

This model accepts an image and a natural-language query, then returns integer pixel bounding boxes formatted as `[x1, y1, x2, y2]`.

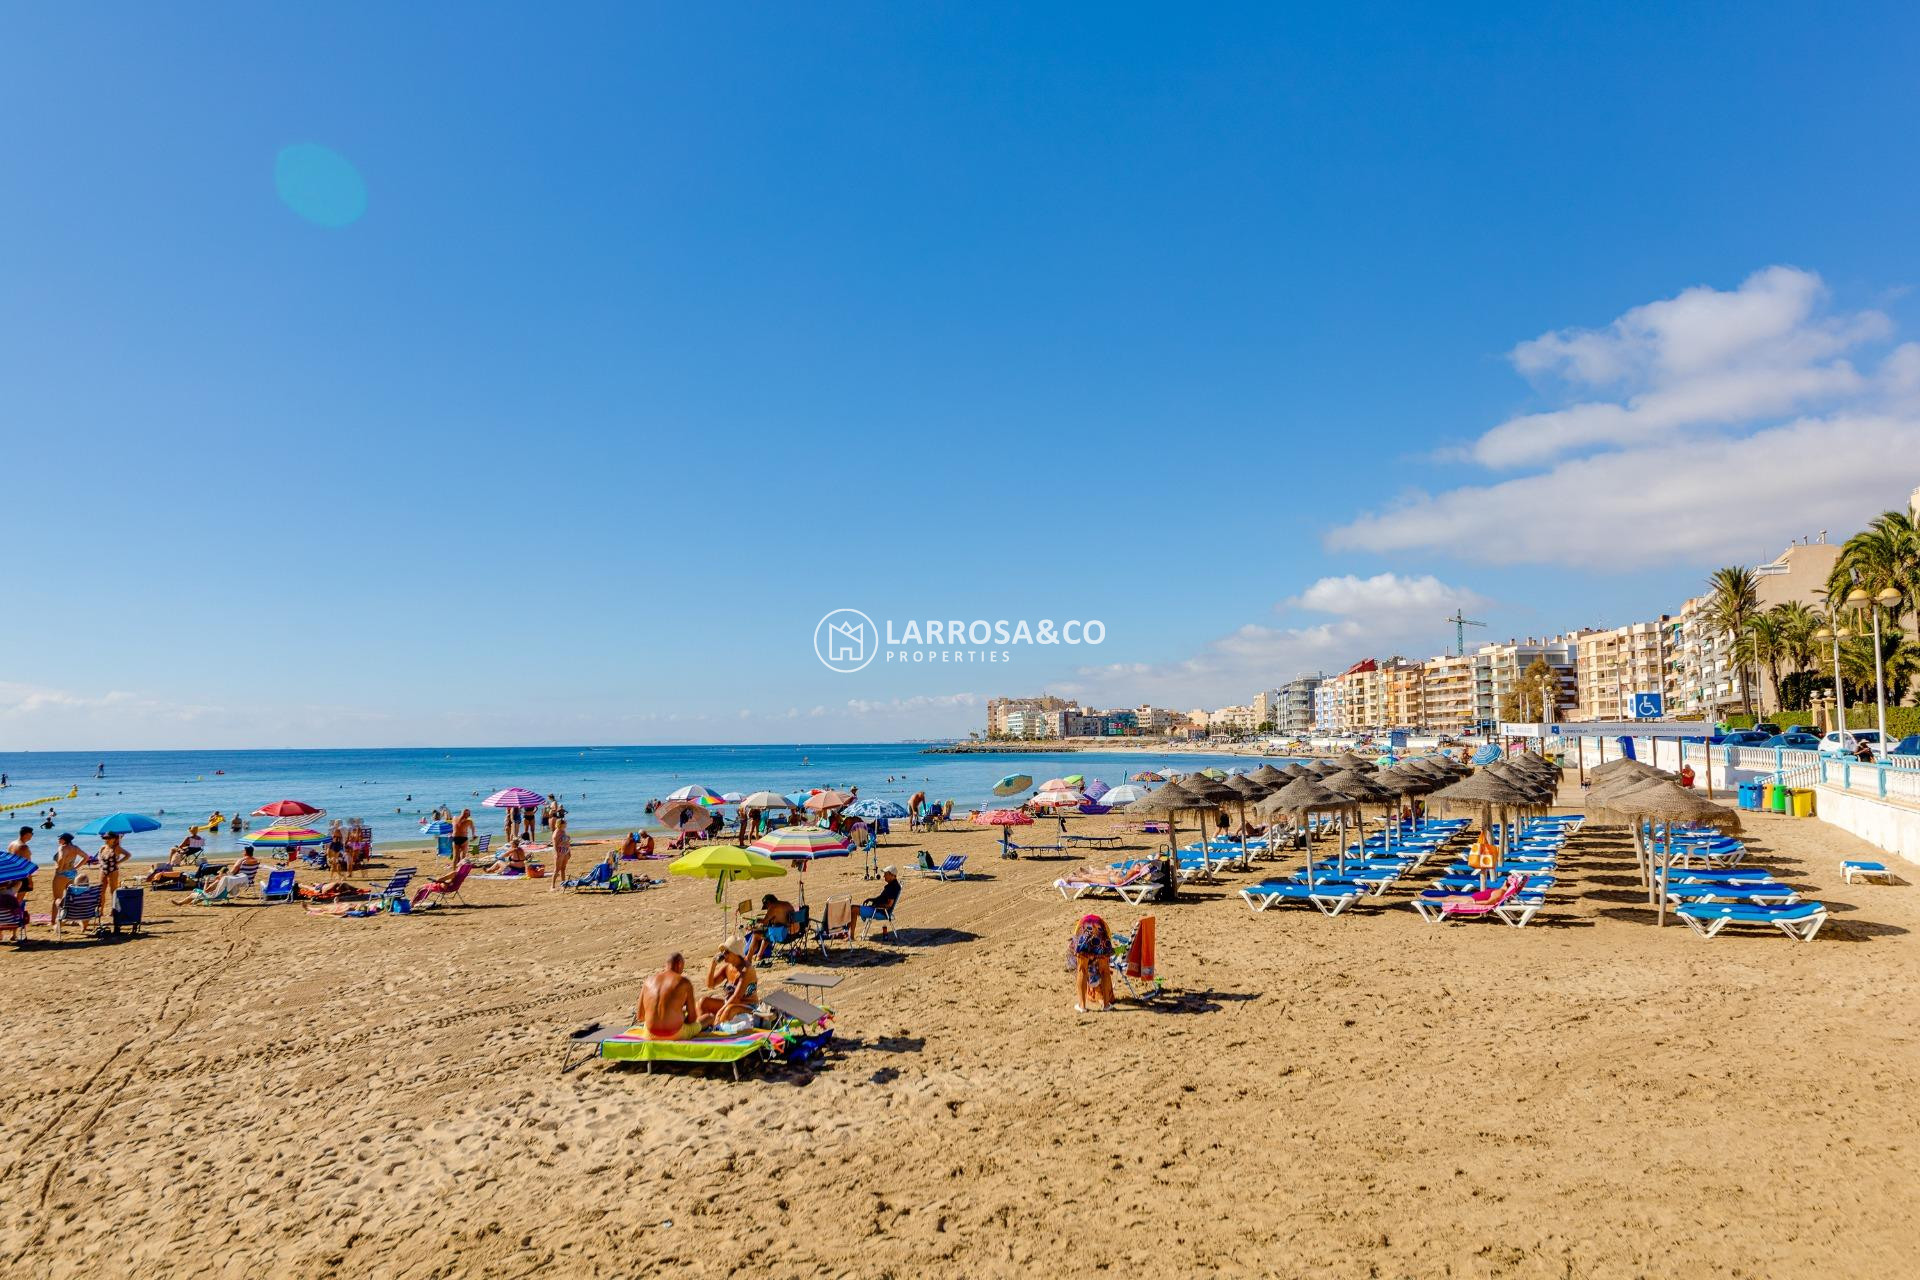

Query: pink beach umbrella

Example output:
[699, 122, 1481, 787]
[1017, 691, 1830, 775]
[973, 808, 1033, 857]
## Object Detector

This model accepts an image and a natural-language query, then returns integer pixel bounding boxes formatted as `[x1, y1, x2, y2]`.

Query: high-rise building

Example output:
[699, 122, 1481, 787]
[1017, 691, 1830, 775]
[1420, 652, 1476, 732]
[1481, 637, 1579, 723]
[1276, 675, 1322, 736]
[1572, 619, 1678, 721]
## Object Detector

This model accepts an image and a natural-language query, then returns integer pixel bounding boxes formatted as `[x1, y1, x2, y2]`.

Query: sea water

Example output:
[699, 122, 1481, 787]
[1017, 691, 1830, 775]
[0, 744, 1283, 857]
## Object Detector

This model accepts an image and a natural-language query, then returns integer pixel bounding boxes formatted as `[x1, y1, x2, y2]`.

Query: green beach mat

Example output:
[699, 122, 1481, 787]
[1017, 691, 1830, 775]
[598, 1027, 768, 1065]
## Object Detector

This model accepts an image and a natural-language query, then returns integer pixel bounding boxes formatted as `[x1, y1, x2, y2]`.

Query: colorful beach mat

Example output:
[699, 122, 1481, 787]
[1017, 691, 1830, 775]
[598, 1027, 768, 1065]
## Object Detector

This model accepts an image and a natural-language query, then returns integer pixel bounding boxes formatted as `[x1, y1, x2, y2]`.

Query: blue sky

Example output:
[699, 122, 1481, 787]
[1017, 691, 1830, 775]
[7, 3, 1920, 748]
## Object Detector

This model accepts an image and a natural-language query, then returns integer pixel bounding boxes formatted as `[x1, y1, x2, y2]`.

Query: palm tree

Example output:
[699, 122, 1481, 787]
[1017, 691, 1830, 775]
[1841, 630, 1919, 708]
[1772, 601, 1819, 684]
[1831, 511, 1920, 633]
[1707, 566, 1761, 717]
[1739, 610, 1786, 714]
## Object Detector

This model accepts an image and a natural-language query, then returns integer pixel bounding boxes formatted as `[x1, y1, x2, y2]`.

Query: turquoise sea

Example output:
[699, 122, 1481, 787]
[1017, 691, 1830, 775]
[0, 744, 1273, 858]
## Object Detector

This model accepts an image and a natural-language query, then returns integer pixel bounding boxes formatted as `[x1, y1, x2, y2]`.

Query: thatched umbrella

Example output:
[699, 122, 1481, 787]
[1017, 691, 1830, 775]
[1429, 770, 1542, 868]
[1609, 780, 1743, 926]
[1180, 774, 1245, 846]
[1255, 776, 1347, 888]
[1320, 769, 1395, 870]
[1123, 780, 1216, 858]
[1372, 766, 1432, 839]
[1331, 750, 1376, 772]
[1591, 757, 1661, 783]
[1248, 764, 1291, 788]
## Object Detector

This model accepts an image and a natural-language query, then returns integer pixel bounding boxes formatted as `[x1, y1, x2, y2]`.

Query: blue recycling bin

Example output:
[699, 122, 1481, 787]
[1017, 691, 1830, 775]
[1737, 781, 1762, 811]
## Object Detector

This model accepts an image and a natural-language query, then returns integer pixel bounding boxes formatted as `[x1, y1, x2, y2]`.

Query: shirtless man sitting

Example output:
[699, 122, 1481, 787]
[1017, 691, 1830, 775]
[636, 952, 707, 1040]
[745, 894, 794, 962]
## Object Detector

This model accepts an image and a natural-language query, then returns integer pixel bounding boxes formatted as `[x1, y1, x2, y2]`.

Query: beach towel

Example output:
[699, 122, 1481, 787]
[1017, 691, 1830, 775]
[1125, 915, 1156, 981]
[597, 1026, 769, 1066]
[306, 903, 380, 918]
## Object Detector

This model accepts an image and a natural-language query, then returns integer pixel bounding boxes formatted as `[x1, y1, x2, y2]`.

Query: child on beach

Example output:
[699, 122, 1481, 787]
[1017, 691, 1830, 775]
[1068, 914, 1116, 1013]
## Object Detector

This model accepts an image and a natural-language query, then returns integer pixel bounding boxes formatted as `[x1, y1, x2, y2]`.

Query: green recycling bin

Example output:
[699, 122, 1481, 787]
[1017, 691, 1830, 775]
[1769, 784, 1789, 813]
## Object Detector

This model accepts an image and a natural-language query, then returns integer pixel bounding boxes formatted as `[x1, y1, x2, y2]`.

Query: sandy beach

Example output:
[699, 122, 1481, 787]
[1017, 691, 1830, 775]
[5, 786, 1918, 1279]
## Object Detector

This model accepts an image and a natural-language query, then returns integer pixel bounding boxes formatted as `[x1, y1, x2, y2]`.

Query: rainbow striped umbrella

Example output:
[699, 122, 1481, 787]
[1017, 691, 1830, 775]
[750, 827, 852, 902]
[247, 826, 327, 849]
[483, 788, 545, 809]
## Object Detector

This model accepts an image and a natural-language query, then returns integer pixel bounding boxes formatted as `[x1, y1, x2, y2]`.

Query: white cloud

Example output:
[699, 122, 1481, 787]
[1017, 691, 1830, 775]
[1328, 266, 1920, 567]
[1290, 572, 1489, 617]
[1475, 266, 1891, 468]
[1051, 574, 1484, 709]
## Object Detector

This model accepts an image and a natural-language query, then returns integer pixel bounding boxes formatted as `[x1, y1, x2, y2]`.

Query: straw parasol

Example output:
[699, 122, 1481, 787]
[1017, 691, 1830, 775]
[1428, 770, 1542, 860]
[1320, 769, 1396, 869]
[1330, 750, 1376, 772]
[1254, 776, 1350, 886]
[1606, 779, 1742, 926]
[1124, 780, 1216, 858]
[1248, 764, 1291, 787]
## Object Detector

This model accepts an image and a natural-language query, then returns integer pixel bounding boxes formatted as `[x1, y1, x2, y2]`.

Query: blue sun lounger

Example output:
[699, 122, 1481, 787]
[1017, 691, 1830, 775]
[1674, 900, 1827, 941]
[1664, 882, 1798, 904]
[1842, 860, 1894, 884]
[1239, 880, 1361, 916]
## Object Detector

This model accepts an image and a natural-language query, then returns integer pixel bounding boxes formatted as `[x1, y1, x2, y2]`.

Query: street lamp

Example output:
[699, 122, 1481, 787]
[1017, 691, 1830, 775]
[1813, 623, 1850, 737]
[1845, 585, 1904, 751]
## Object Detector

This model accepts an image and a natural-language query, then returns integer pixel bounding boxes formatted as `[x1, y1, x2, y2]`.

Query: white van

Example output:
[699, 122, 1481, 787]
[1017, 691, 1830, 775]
[1818, 730, 1886, 759]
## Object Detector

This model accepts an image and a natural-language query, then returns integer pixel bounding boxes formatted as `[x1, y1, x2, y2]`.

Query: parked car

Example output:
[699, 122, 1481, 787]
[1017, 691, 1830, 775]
[1888, 734, 1920, 759]
[1763, 732, 1822, 750]
[1720, 730, 1773, 747]
[1818, 729, 1887, 759]
[1751, 721, 1783, 737]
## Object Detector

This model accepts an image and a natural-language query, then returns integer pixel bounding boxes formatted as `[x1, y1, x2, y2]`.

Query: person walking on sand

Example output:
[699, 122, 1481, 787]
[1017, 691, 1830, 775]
[548, 818, 571, 891]
[454, 807, 475, 859]
[637, 952, 705, 1040]
[908, 790, 926, 831]
[1068, 913, 1116, 1013]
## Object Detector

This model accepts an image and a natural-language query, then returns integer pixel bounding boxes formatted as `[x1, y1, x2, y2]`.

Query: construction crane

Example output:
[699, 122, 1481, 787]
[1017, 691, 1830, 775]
[1446, 609, 1486, 657]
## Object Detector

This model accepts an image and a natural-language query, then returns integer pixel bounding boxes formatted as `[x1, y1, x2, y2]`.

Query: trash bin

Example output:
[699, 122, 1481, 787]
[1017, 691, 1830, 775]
[1769, 784, 1789, 813]
[1737, 781, 1762, 811]
[1790, 788, 1815, 818]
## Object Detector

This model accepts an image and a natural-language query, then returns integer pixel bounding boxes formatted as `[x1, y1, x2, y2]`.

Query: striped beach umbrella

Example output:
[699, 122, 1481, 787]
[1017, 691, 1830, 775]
[483, 788, 546, 810]
[973, 807, 1033, 856]
[247, 826, 327, 849]
[254, 799, 324, 819]
[751, 826, 853, 895]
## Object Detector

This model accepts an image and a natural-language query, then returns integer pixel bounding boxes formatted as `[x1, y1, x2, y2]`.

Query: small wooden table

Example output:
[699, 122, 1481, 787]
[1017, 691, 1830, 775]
[782, 971, 845, 1001]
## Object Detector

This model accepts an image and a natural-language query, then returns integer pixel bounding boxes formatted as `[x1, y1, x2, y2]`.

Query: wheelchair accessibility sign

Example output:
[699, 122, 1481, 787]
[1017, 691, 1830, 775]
[1631, 692, 1664, 720]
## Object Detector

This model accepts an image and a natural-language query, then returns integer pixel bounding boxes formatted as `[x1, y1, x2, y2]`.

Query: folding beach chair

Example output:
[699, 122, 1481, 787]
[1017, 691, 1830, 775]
[813, 897, 856, 957]
[363, 868, 416, 904]
[110, 887, 145, 937]
[55, 884, 103, 938]
[1109, 916, 1161, 1002]
[0, 891, 28, 944]
[565, 861, 616, 891]
[414, 861, 474, 908]
[257, 869, 298, 903]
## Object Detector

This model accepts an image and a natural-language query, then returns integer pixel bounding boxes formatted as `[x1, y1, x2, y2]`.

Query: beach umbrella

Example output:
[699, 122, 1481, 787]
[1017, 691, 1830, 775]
[973, 808, 1033, 856]
[1321, 770, 1393, 871]
[482, 788, 545, 810]
[992, 773, 1034, 797]
[664, 784, 725, 806]
[1428, 771, 1539, 874]
[720, 791, 746, 805]
[739, 791, 795, 811]
[749, 827, 852, 903]
[1131, 771, 1165, 783]
[1032, 786, 1088, 807]
[1198, 767, 1227, 780]
[1254, 778, 1346, 887]
[1471, 743, 1503, 766]
[1099, 783, 1148, 806]
[1083, 779, 1111, 801]
[844, 798, 909, 821]
[247, 826, 328, 851]
[783, 791, 812, 809]
[1061, 774, 1086, 787]
[668, 845, 787, 931]
[1123, 781, 1215, 862]
[656, 799, 720, 832]
[1609, 781, 1742, 927]
[804, 789, 855, 813]
[0, 852, 38, 882]
[77, 812, 162, 837]
[418, 820, 455, 836]
[1038, 777, 1075, 792]
[253, 799, 324, 819]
